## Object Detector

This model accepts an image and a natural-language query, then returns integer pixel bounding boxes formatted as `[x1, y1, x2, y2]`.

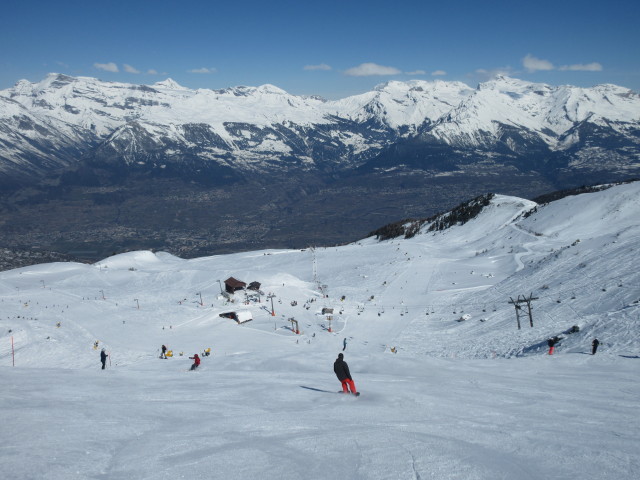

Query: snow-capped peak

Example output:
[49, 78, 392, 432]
[1, 73, 639, 183]
[153, 78, 186, 90]
[255, 84, 289, 95]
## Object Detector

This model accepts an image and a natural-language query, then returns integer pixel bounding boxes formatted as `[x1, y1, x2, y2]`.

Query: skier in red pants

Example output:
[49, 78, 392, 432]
[334, 353, 358, 395]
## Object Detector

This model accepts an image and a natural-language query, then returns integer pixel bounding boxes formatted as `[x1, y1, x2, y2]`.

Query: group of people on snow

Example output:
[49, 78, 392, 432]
[99, 345, 360, 395]
[547, 337, 600, 355]
[101, 337, 602, 393]
[160, 344, 199, 370]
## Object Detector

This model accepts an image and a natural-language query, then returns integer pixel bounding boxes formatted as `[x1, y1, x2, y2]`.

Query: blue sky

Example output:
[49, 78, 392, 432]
[1, 0, 638, 99]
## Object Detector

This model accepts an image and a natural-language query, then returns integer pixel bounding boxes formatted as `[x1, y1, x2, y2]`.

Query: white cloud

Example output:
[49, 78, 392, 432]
[522, 54, 554, 72]
[304, 63, 332, 71]
[559, 62, 603, 72]
[147, 69, 158, 75]
[522, 54, 602, 74]
[124, 64, 140, 74]
[94, 62, 119, 73]
[344, 62, 401, 76]
[405, 70, 426, 76]
[431, 70, 447, 76]
[188, 67, 216, 74]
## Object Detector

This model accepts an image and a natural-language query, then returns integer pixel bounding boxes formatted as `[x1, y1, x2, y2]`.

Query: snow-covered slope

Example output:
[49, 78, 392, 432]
[1, 182, 639, 480]
[1, 182, 638, 362]
[332, 79, 474, 128]
[2, 75, 472, 135]
[429, 76, 640, 149]
[1, 73, 638, 183]
[0, 74, 472, 176]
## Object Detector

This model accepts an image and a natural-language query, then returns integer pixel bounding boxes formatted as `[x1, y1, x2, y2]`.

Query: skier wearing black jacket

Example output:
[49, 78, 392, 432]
[100, 348, 108, 370]
[334, 353, 358, 395]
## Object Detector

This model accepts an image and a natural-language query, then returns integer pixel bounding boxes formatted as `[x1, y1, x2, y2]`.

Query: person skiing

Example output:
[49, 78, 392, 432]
[189, 353, 200, 371]
[100, 348, 108, 370]
[161, 345, 167, 359]
[591, 338, 600, 355]
[547, 338, 555, 355]
[333, 353, 358, 395]
[343, 338, 347, 351]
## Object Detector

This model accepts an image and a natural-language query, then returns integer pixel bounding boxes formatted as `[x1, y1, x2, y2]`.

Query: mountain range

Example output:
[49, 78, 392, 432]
[0, 73, 638, 260]
[2, 73, 639, 184]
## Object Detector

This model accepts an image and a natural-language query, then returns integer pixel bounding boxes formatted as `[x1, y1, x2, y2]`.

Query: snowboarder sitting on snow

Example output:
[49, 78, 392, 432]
[161, 345, 167, 359]
[189, 353, 200, 371]
[334, 353, 358, 395]
[100, 348, 108, 370]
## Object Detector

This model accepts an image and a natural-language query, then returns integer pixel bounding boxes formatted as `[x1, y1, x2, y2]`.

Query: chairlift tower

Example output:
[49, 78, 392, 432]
[508, 294, 538, 329]
[267, 293, 276, 316]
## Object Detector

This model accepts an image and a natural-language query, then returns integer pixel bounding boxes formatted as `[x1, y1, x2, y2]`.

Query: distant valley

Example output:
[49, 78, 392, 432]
[0, 74, 638, 265]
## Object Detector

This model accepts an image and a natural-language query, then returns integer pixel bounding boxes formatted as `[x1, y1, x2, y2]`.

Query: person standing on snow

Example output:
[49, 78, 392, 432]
[189, 353, 200, 371]
[161, 345, 167, 359]
[100, 348, 108, 370]
[334, 353, 358, 395]
[591, 338, 600, 355]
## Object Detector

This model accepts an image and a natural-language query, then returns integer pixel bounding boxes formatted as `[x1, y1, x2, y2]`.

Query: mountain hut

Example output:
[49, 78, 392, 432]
[225, 277, 246, 293]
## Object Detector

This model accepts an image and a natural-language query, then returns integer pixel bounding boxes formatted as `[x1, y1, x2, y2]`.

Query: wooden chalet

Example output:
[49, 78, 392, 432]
[224, 277, 247, 293]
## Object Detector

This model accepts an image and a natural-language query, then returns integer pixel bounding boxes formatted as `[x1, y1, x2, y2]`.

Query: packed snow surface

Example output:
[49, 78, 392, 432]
[1, 183, 639, 479]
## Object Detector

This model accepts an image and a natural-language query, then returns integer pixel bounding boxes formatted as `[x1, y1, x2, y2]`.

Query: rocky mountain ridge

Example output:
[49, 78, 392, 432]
[1, 73, 638, 187]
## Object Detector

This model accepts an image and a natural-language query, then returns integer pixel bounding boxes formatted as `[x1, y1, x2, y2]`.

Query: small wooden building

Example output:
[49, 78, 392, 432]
[225, 277, 246, 293]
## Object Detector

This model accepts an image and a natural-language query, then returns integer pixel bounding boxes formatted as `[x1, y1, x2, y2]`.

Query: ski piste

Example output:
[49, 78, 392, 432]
[1, 182, 639, 479]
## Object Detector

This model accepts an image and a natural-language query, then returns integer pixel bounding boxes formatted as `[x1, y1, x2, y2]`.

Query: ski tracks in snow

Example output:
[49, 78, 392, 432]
[508, 223, 542, 272]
